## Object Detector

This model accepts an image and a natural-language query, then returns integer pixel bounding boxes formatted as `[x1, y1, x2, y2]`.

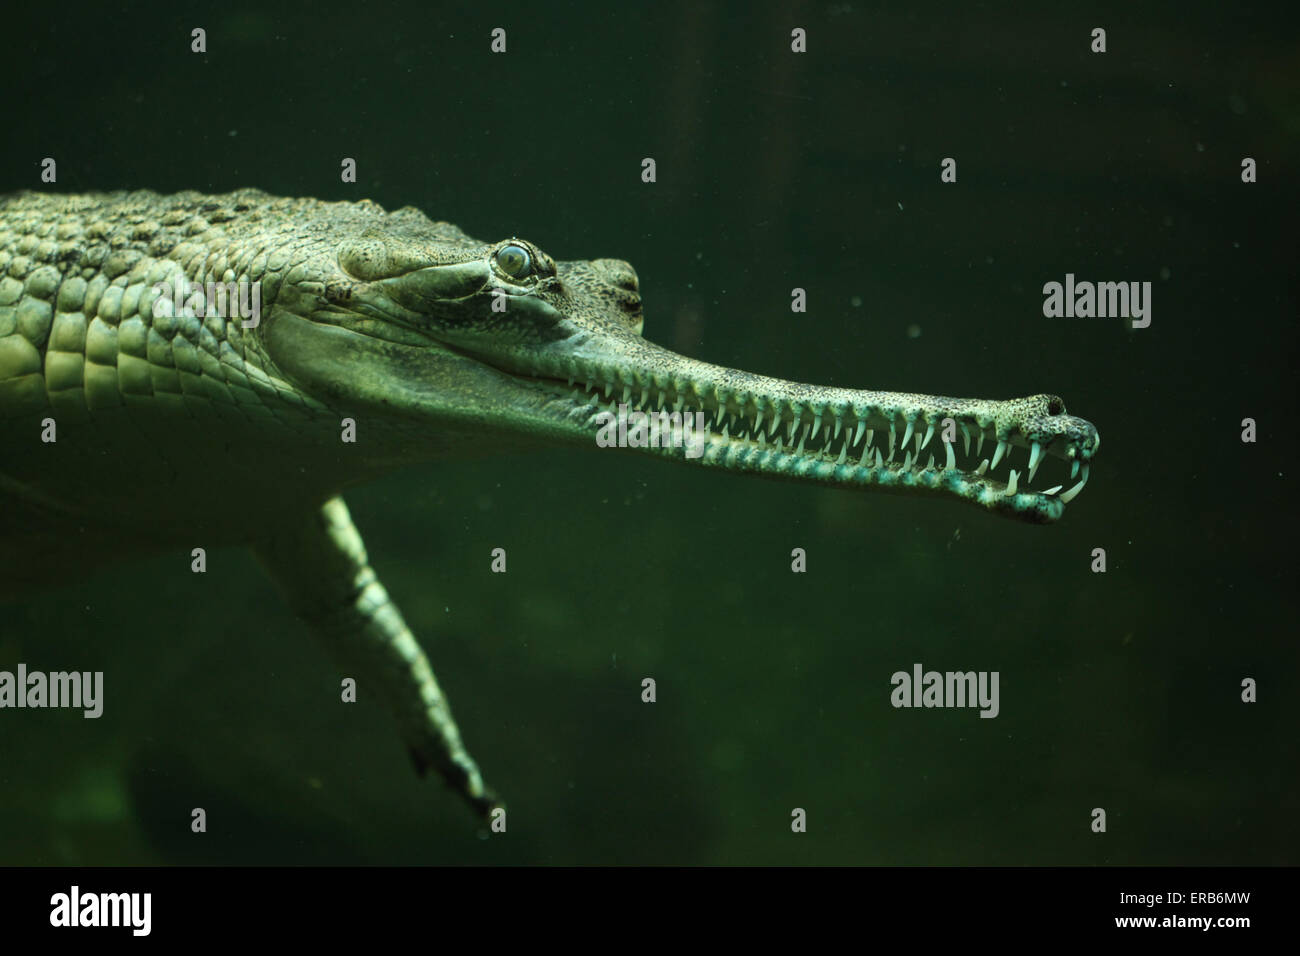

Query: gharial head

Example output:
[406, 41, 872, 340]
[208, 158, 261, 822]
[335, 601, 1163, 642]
[262, 206, 1098, 524]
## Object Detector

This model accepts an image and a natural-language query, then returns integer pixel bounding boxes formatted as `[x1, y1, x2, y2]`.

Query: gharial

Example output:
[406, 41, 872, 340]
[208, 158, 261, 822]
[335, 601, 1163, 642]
[0, 189, 1099, 817]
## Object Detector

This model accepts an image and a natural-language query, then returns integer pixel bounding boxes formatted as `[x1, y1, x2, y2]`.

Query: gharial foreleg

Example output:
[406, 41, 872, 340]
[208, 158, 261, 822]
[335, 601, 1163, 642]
[253, 496, 497, 818]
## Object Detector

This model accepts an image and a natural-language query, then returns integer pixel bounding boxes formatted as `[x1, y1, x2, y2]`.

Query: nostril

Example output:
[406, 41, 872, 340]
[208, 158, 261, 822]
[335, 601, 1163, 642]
[598, 258, 639, 293]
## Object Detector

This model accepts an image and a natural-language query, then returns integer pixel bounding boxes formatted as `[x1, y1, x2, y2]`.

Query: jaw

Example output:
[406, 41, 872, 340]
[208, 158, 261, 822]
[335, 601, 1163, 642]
[276, 315, 1100, 525]
[495, 329, 1098, 524]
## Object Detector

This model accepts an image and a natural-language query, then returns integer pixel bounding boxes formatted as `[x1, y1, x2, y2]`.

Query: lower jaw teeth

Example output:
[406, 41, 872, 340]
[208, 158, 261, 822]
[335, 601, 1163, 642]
[1059, 465, 1090, 504]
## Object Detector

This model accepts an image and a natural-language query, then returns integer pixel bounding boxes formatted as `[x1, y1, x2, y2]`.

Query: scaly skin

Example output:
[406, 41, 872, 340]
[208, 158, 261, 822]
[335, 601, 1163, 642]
[0, 189, 1099, 817]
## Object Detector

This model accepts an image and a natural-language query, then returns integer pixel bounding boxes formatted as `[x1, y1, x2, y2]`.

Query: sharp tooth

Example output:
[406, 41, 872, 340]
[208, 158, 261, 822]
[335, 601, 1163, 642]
[1059, 473, 1088, 504]
[888, 424, 897, 460]
[976, 431, 985, 457]
[860, 440, 872, 466]
[852, 420, 866, 448]
[833, 414, 844, 441]
[1042, 484, 1063, 496]
[901, 420, 914, 451]
[975, 459, 990, 476]
[672, 394, 684, 413]
[961, 424, 971, 457]
[811, 409, 824, 440]
[926, 454, 935, 471]
[639, 388, 649, 407]
[603, 382, 613, 398]
[902, 450, 912, 470]
[795, 424, 809, 456]
[836, 442, 848, 465]
[991, 439, 1008, 471]
[1028, 441, 1044, 482]
[657, 391, 667, 410]
[622, 385, 631, 403]
[945, 440, 956, 470]
[774, 434, 784, 452]
[865, 429, 874, 449]
[1004, 469, 1019, 496]
[787, 417, 797, 442]
[1071, 460, 1080, 479]
[754, 409, 765, 434]
[721, 423, 729, 440]
[922, 423, 935, 449]
[874, 448, 883, 468]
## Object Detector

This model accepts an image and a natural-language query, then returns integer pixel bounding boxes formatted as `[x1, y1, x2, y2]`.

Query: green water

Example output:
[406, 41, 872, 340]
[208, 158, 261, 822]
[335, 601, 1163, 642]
[1, 0, 1296, 864]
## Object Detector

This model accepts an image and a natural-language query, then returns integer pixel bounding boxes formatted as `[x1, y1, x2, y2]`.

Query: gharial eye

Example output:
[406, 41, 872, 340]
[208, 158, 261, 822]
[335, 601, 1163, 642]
[496, 244, 532, 278]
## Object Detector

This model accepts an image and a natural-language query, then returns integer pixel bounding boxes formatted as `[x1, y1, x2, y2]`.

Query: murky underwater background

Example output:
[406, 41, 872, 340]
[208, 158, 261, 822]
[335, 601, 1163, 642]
[1, 0, 1297, 864]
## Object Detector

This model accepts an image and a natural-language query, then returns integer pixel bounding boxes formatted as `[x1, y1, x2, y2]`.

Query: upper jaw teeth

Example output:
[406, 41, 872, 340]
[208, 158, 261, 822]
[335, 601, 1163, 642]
[1027, 441, 1044, 481]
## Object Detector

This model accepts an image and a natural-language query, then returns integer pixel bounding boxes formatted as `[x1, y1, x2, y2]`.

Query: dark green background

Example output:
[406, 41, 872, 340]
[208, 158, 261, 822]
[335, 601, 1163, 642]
[1, 0, 1296, 864]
